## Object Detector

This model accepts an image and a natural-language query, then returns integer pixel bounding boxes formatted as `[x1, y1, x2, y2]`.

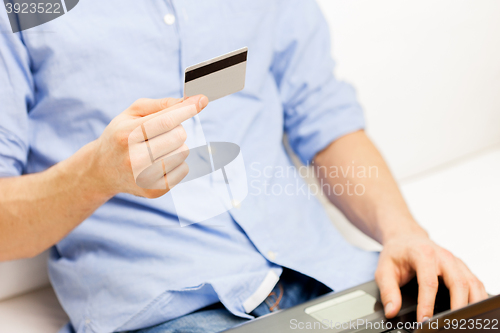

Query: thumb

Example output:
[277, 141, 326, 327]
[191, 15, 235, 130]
[126, 97, 183, 117]
[375, 261, 403, 319]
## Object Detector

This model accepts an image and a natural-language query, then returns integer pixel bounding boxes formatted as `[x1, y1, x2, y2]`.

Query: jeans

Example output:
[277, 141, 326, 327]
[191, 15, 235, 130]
[129, 268, 332, 333]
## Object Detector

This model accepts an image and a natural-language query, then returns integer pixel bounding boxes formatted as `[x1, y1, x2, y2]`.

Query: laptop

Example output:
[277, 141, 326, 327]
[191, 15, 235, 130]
[223, 278, 499, 332]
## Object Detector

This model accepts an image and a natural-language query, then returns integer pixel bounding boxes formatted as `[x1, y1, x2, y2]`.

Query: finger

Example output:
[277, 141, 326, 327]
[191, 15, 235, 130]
[438, 254, 469, 310]
[412, 248, 439, 322]
[159, 144, 190, 173]
[128, 133, 155, 178]
[456, 259, 489, 303]
[141, 95, 208, 140]
[128, 125, 187, 186]
[166, 161, 189, 188]
[148, 161, 189, 191]
[127, 122, 187, 173]
[127, 95, 208, 145]
[375, 260, 403, 318]
[126, 97, 183, 116]
[141, 94, 208, 124]
[134, 145, 190, 189]
[147, 125, 187, 161]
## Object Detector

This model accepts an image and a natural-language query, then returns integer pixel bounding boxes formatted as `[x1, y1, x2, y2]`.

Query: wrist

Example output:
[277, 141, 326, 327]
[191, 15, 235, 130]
[377, 215, 429, 244]
[56, 140, 117, 202]
[85, 139, 120, 199]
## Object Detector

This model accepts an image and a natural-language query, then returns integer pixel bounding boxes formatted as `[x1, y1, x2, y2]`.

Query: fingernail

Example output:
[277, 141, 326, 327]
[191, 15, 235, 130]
[198, 96, 208, 110]
[384, 302, 393, 315]
[422, 316, 430, 323]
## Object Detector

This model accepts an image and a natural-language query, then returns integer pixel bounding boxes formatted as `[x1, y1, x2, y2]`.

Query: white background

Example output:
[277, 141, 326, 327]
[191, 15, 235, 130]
[318, 0, 500, 180]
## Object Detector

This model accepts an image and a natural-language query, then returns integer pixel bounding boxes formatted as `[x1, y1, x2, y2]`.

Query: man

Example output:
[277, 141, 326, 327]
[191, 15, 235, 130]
[0, 1, 487, 332]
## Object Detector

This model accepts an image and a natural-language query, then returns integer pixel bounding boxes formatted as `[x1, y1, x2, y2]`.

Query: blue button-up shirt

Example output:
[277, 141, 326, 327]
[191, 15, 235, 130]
[0, 1, 379, 332]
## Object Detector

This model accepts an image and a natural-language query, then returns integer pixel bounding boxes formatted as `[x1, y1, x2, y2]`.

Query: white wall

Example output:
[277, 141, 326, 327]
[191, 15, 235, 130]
[317, 0, 500, 180]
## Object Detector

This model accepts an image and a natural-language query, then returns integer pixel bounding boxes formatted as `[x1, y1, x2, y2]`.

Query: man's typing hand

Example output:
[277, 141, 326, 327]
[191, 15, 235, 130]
[91, 95, 208, 199]
[375, 227, 488, 323]
[314, 132, 488, 324]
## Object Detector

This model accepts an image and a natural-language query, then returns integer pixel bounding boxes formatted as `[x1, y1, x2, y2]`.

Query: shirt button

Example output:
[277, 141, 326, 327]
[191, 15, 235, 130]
[163, 14, 176, 25]
[267, 251, 276, 261]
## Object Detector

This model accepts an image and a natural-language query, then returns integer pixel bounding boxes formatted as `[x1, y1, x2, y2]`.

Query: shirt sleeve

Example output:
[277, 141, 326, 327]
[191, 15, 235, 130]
[0, 10, 33, 177]
[272, 0, 365, 164]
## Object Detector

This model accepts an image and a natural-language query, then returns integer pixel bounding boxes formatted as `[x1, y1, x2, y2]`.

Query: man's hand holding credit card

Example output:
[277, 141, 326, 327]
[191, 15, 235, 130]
[127, 47, 248, 192]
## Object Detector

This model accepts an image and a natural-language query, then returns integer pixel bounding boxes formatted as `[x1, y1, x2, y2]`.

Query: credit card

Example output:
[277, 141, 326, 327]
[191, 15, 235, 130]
[184, 47, 248, 102]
